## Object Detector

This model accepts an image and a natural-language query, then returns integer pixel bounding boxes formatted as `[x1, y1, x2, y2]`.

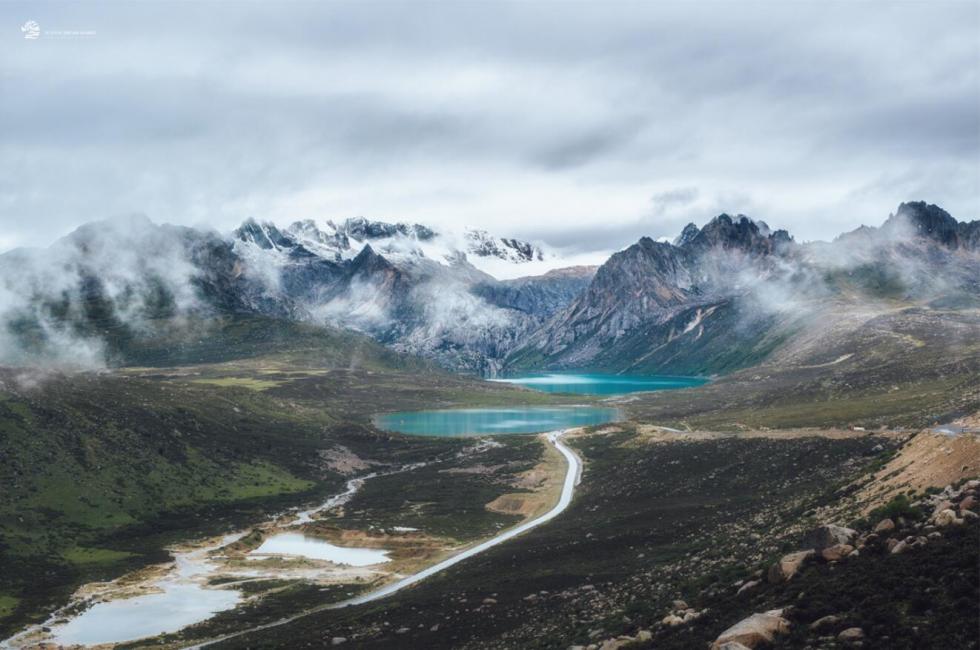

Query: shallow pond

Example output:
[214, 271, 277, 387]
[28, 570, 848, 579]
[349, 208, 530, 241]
[48, 538, 243, 647]
[490, 372, 707, 395]
[53, 582, 240, 646]
[250, 532, 390, 566]
[376, 406, 619, 436]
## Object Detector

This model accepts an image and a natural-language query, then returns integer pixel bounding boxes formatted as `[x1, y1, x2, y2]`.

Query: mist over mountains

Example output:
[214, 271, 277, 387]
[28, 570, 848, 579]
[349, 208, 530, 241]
[0, 202, 976, 375]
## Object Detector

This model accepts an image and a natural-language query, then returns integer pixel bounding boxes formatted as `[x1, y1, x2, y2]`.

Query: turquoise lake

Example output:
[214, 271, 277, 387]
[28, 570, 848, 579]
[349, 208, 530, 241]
[376, 406, 620, 436]
[490, 373, 707, 395]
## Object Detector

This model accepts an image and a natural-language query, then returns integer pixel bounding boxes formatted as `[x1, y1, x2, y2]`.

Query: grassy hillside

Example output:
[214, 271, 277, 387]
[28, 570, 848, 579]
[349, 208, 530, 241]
[623, 307, 980, 429]
[0, 319, 573, 637]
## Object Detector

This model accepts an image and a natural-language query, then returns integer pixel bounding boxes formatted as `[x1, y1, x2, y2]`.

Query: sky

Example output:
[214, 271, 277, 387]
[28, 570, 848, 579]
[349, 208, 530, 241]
[1, 1, 978, 258]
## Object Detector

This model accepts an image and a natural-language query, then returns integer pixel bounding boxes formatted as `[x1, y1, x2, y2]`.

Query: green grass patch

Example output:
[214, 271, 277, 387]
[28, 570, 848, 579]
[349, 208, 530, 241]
[62, 547, 136, 565]
[190, 377, 284, 391]
[0, 595, 18, 619]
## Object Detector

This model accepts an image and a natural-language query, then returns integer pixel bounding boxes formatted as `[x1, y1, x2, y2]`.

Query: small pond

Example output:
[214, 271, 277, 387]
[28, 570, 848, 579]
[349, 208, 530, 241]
[250, 533, 390, 566]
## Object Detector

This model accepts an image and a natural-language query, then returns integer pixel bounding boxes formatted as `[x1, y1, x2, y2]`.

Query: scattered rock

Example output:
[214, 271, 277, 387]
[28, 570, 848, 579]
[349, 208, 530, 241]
[672, 599, 688, 610]
[768, 550, 815, 583]
[661, 614, 685, 627]
[873, 518, 895, 533]
[716, 644, 752, 650]
[809, 614, 843, 632]
[821, 544, 854, 562]
[737, 580, 760, 595]
[891, 540, 909, 555]
[934, 509, 961, 527]
[331, 638, 347, 646]
[710, 610, 791, 649]
[803, 524, 857, 551]
[838, 627, 865, 644]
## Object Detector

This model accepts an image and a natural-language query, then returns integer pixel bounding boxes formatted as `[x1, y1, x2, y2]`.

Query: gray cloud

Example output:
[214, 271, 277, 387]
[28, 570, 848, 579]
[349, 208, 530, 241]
[0, 1, 977, 255]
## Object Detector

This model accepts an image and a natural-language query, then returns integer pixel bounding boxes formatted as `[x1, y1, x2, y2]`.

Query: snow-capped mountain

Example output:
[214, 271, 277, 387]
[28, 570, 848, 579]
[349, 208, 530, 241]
[1, 203, 975, 376]
[232, 217, 551, 280]
[228, 216, 589, 374]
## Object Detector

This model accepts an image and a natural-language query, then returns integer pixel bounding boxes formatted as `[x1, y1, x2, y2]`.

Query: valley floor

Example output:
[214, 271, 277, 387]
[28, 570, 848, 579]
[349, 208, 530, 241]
[2, 345, 977, 650]
[197, 423, 979, 650]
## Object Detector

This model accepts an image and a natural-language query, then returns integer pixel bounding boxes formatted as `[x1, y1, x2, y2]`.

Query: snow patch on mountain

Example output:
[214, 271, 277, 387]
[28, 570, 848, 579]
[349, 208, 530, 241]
[233, 216, 565, 280]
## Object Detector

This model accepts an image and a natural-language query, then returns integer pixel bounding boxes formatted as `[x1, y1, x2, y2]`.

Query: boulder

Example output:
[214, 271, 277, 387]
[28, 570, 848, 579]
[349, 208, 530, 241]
[331, 638, 348, 646]
[671, 599, 688, 610]
[963, 510, 979, 521]
[890, 539, 909, 554]
[768, 550, 815, 583]
[856, 533, 876, 549]
[838, 627, 865, 643]
[710, 610, 790, 649]
[809, 614, 843, 632]
[873, 518, 895, 533]
[716, 644, 752, 650]
[803, 524, 857, 551]
[934, 509, 960, 527]
[821, 544, 854, 562]
[599, 637, 634, 650]
[737, 580, 760, 595]
[959, 495, 976, 512]
[661, 614, 684, 627]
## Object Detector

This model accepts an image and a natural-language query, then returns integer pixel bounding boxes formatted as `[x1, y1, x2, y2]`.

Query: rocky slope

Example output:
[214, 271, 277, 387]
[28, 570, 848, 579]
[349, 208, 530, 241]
[506, 202, 979, 375]
[0, 215, 580, 373]
[0, 202, 974, 375]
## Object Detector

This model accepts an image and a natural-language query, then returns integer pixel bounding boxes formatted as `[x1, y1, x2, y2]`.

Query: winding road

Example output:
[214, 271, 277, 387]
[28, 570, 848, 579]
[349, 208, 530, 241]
[188, 429, 581, 648]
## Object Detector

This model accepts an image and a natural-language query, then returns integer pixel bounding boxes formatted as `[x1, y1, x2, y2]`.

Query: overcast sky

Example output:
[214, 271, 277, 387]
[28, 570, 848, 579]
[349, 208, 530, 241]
[1, 1, 977, 257]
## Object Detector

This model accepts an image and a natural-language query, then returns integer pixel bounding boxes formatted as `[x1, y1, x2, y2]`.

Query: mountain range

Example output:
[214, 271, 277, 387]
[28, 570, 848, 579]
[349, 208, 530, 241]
[0, 202, 976, 375]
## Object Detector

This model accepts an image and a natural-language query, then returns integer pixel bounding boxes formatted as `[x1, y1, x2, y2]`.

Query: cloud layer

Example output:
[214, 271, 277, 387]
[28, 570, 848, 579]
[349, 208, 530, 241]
[1, 1, 977, 256]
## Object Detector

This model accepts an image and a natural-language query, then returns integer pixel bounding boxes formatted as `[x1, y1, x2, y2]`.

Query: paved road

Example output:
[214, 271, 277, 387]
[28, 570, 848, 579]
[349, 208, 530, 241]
[188, 429, 581, 649]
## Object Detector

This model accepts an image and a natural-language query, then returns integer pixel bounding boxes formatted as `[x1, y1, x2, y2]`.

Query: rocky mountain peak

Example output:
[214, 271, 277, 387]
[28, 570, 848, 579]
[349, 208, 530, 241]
[885, 201, 966, 248]
[234, 218, 294, 251]
[674, 213, 794, 257]
[674, 223, 701, 247]
[337, 217, 436, 242]
[684, 213, 769, 253]
[348, 243, 394, 276]
[464, 230, 544, 263]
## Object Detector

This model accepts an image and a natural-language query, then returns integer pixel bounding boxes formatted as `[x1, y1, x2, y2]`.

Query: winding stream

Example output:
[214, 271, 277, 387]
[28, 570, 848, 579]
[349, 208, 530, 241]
[187, 428, 581, 648]
[1, 472, 402, 649]
[1, 430, 582, 650]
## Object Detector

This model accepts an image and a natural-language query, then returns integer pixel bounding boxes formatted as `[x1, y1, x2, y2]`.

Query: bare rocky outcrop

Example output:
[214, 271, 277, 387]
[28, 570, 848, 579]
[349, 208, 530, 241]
[710, 609, 790, 649]
[767, 550, 815, 583]
[802, 524, 857, 551]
